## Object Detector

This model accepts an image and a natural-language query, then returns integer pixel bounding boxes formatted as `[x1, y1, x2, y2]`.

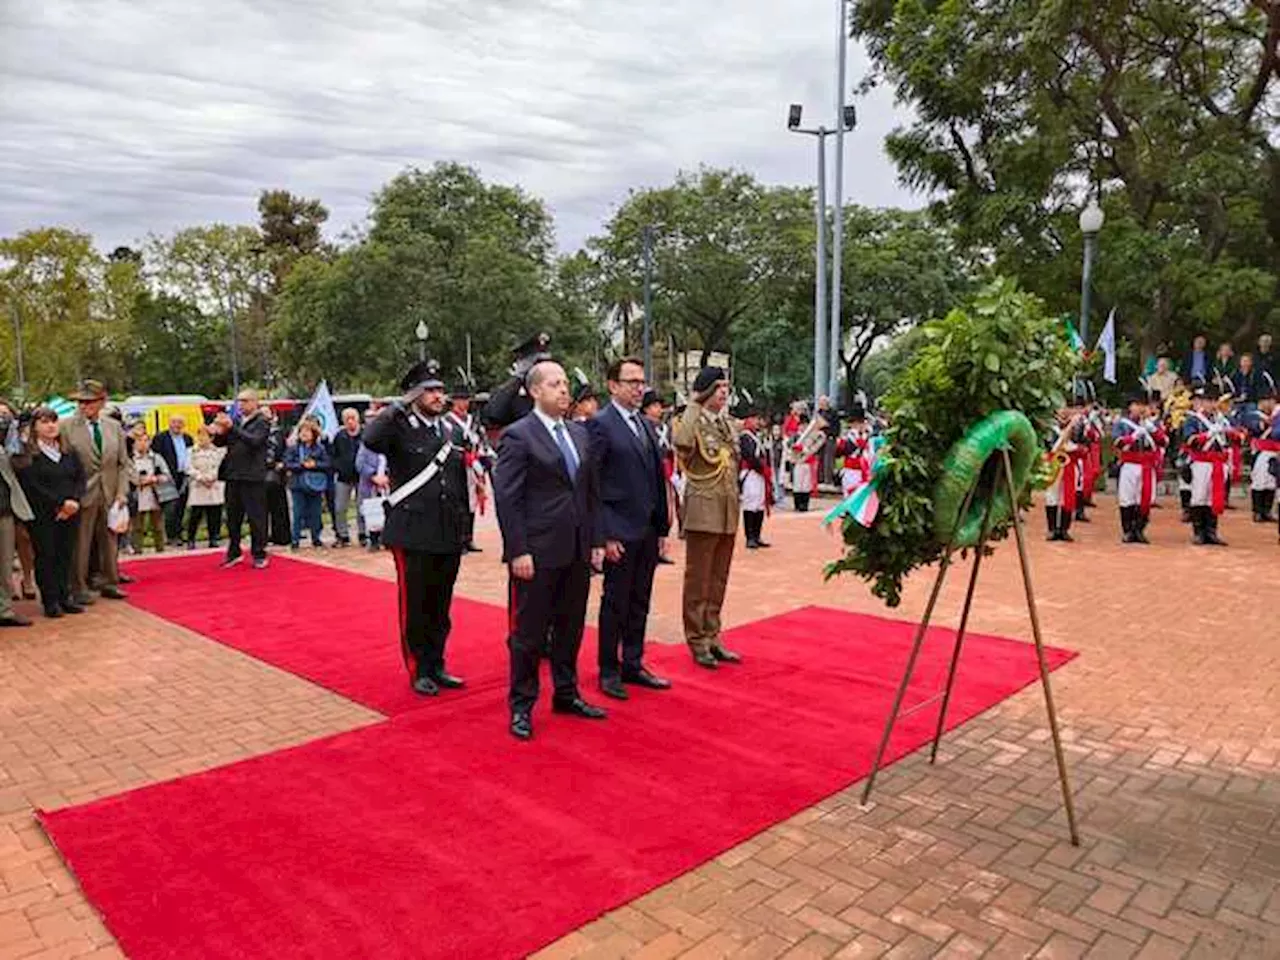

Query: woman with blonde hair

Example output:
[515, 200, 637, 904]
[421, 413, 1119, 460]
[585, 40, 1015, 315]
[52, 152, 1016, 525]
[185, 424, 227, 549]
[130, 431, 174, 553]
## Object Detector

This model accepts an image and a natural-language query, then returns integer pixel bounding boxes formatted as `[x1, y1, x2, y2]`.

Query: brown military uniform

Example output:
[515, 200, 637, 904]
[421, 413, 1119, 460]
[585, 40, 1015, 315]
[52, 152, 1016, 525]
[673, 400, 739, 657]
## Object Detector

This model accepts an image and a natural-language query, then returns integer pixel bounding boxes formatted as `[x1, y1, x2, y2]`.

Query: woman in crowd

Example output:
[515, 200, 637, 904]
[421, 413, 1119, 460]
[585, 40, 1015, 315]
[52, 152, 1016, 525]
[354, 413, 390, 552]
[285, 419, 330, 549]
[17, 407, 86, 618]
[263, 407, 293, 547]
[130, 431, 175, 554]
[185, 424, 226, 549]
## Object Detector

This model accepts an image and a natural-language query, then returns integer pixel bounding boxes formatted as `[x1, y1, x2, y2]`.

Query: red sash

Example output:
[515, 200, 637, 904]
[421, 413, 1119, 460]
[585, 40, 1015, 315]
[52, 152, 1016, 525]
[1189, 449, 1230, 515]
[1253, 438, 1280, 454]
[1058, 451, 1085, 512]
[1118, 450, 1160, 513]
[1229, 440, 1243, 479]
[1084, 443, 1101, 499]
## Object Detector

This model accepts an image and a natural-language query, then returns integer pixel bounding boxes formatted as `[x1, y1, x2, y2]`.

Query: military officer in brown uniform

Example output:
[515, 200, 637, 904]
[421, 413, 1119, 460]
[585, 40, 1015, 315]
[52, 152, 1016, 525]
[673, 366, 743, 668]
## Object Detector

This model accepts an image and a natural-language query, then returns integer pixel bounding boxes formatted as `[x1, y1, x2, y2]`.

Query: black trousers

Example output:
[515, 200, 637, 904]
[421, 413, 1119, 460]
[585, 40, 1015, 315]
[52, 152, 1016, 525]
[186, 504, 223, 544]
[743, 510, 765, 543]
[163, 489, 188, 541]
[598, 530, 659, 682]
[266, 481, 292, 545]
[29, 516, 77, 613]
[390, 548, 461, 680]
[224, 481, 267, 561]
[508, 560, 590, 714]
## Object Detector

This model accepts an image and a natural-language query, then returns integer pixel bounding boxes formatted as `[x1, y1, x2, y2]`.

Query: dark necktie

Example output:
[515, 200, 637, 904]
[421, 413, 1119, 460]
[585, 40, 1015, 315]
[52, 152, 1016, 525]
[553, 423, 578, 482]
[91, 420, 102, 455]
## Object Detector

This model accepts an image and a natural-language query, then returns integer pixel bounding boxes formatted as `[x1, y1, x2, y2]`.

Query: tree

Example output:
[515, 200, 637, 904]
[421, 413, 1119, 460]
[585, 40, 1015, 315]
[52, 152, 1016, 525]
[0, 228, 129, 398]
[587, 168, 813, 368]
[146, 224, 270, 390]
[258, 189, 330, 292]
[273, 163, 572, 393]
[834, 207, 974, 397]
[852, 0, 1280, 359]
[125, 292, 230, 396]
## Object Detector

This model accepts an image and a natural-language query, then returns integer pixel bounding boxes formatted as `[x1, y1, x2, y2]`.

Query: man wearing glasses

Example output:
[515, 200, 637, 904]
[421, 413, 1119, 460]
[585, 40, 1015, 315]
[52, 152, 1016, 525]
[587, 358, 673, 700]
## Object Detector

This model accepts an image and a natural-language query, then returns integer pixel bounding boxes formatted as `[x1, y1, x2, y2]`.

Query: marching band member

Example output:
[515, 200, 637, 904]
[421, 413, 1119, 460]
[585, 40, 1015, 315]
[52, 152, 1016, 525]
[1112, 394, 1167, 544]
[1074, 390, 1104, 523]
[737, 406, 772, 549]
[1181, 383, 1245, 546]
[444, 383, 489, 553]
[1245, 377, 1279, 527]
[835, 405, 873, 499]
[1044, 406, 1085, 542]
[788, 414, 821, 512]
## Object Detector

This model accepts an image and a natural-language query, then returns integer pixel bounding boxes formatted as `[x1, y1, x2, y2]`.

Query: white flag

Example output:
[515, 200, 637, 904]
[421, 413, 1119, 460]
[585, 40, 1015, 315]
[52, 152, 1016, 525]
[302, 380, 340, 441]
[1095, 309, 1117, 384]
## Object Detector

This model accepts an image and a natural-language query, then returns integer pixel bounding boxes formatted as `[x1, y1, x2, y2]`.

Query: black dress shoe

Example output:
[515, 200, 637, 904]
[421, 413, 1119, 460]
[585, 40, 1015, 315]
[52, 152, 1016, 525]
[60, 603, 85, 615]
[118, 573, 136, 585]
[599, 679, 629, 700]
[622, 669, 672, 690]
[0, 614, 32, 627]
[465, 542, 483, 553]
[510, 713, 533, 740]
[411, 675, 440, 696]
[656, 555, 675, 565]
[756, 540, 771, 548]
[44, 608, 64, 619]
[711, 646, 742, 664]
[693, 652, 718, 669]
[99, 586, 128, 600]
[432, 671, 465, 689]
[552, 697, 607, 719]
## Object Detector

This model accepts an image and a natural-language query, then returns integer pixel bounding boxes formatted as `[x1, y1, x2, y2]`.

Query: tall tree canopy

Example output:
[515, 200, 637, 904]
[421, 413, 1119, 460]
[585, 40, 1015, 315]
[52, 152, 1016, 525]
[853, 0, 1280, 355]
[272, 162, 594, 394]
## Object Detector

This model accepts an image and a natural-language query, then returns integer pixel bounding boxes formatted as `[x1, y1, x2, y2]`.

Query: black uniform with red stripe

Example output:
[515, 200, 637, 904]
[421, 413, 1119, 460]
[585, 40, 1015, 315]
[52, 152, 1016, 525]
[362, 404, 469, 681]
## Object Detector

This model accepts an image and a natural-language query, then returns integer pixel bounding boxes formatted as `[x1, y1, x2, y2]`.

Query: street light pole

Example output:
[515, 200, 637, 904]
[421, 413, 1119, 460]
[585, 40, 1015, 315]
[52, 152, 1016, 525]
[415, 320, 429, 362]
[830, 0, 850, 404]
[1078, 199, 1105, 346]
[9, 299, 25, 398]
[788, 106, 830, 403]
[642, 225, 655, 375]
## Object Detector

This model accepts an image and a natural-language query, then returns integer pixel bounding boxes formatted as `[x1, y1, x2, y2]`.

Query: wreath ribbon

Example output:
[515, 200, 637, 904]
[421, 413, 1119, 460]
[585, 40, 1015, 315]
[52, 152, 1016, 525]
[823, 454, 885, 529]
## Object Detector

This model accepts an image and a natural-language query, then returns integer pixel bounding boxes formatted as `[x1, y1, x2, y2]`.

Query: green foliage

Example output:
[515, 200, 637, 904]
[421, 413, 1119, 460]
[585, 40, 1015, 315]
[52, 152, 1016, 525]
[826, 278, 1079, 607]
[853, 0, 1280, 361]
[125, 292, 231, 396]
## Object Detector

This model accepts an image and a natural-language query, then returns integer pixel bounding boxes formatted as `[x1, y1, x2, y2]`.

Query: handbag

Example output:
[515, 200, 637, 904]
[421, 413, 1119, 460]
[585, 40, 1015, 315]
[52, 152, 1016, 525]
[107, 501, 131, 534]
[301, 470, 328, 494]
[359, 496, 387, 533]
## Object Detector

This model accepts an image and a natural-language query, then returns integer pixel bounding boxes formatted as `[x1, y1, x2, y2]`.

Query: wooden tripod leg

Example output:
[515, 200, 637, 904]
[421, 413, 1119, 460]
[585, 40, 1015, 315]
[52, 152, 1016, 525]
[860, 483, 978, 808]
[929, 486, 998, 763]
[1002, 447, 1081, 846]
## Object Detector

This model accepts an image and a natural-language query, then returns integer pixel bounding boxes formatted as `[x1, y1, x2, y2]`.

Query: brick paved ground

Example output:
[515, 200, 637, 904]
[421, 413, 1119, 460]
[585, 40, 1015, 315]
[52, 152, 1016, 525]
[1, 495, 1277, 958]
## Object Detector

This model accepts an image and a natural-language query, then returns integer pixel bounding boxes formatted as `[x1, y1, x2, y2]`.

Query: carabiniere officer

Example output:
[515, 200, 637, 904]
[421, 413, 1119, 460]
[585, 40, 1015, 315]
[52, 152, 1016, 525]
[362, 359, 470, 696]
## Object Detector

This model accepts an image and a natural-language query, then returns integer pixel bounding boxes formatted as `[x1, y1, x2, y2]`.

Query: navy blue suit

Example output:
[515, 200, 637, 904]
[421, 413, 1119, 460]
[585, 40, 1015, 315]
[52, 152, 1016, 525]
[494, 412, 601, 713]
[588, 403, 670, 682]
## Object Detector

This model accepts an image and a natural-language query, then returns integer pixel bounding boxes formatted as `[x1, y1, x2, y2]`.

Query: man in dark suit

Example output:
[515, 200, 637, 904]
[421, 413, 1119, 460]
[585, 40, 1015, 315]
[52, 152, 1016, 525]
[494, 360, 606, 740]
[363, 360, 470, 696]
[210, 389, 271, 569]
[588, 357, 672, 700]
[152, 415, 193, 545]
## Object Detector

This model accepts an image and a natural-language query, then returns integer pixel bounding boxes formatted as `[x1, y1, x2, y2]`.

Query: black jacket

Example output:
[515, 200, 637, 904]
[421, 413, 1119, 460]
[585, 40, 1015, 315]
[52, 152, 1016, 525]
[331, 429, 362, 483]
[587, 403, 669, 543]
[152, 431, 193, 480]
[361, 405, 469, 554]
[494, 412, 601, 567]
[17, 448, 87, 522]
[212, 412, 270, 482]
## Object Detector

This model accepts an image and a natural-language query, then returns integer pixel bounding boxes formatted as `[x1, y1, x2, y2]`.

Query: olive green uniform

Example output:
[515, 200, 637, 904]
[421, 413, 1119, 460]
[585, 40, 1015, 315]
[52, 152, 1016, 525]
[673, 400, 739, 656]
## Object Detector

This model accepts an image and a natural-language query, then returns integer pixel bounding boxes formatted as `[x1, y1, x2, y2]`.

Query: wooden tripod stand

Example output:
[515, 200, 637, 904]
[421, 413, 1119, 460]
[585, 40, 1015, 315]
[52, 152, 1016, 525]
[858, 446, 1080, 845]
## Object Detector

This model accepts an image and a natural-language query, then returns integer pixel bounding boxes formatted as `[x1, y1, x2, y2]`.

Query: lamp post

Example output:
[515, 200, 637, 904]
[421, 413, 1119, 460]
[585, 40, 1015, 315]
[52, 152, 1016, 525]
[642, 225, 655, 375]
[1078, 199, 1105, 346]
[788, 104, 830, 403]
[415, 320, 429, 361]
[830, 0, 855, 403]
[9, 299, 25, 398]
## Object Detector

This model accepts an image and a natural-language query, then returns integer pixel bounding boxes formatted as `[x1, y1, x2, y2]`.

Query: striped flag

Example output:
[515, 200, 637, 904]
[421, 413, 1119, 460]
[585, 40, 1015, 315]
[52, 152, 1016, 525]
[46, 396, 77, 419]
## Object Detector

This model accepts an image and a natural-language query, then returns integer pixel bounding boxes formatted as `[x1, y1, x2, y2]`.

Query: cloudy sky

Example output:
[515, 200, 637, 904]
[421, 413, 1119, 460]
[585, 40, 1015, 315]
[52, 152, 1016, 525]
[1, 0, 919, 252]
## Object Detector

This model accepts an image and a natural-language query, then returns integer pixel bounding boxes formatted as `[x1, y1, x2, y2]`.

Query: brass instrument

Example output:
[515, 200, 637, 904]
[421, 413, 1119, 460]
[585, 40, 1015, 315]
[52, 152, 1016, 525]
[1044, 415, 1081, 484]
[1163, 386, 1192, 429]
[785, 414, 828, 465]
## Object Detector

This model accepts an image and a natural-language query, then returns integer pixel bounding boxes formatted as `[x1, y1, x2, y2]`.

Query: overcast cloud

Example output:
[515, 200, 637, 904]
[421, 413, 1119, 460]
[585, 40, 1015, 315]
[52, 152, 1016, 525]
[0, 0, 918, 252]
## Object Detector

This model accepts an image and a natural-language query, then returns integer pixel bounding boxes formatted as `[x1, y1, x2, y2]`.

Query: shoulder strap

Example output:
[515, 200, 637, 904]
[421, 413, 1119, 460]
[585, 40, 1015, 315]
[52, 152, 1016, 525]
[387, 439, 454, 508]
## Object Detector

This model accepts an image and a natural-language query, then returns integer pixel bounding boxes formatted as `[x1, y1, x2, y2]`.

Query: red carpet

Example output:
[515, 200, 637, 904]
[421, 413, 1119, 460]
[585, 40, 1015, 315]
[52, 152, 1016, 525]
[118, 554, 512, 716]
[42, 559, 1075, 960]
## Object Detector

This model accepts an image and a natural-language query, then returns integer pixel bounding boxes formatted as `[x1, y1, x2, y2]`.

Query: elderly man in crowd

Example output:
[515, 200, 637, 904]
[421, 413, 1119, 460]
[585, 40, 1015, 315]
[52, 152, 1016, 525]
[64, 380, 132, 604]
[152, 415, 193, 545]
